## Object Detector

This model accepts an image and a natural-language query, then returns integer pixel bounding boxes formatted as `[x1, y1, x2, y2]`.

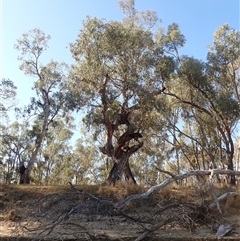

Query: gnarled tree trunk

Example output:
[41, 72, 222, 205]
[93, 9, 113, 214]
[99, 75, 143, 185]
[106, 141, 143, 184]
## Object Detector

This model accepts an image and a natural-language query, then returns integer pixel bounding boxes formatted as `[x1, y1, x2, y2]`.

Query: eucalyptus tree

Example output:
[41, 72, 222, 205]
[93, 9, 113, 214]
[0, 78, 17, 116]
[161, 24, 240, 184]
[15, 29, 69, 183]
[30, 115, 75, 184]
[0, 78, 17, 182]
[67, 0, 175, 184]
[207, 24, 240, 164]
[0, 121, 34, 183]
[72, 137, 103, 184]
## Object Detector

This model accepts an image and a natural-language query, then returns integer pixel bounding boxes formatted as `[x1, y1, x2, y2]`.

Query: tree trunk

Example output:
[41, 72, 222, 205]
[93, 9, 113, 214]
[19, 164, 30, 184]
[124, 161, 136, 183]
[19, 100, 50, 184]
[99, 74, 144, 185]
[21, 169, 30, 184]
[227, 158, 235, 185]
[107, 158, 136, 184]
[107, 162, 123, 184]
[226, 136, 236, 185]
[19, 139, 43, 184]
[106, 142, 142, 185]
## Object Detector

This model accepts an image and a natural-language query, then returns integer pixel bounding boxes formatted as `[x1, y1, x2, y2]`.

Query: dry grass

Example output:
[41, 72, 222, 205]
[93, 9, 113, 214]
[228, 194, 240, 208]
[212, 183, 237, 196]
[97, 181, 145, 202]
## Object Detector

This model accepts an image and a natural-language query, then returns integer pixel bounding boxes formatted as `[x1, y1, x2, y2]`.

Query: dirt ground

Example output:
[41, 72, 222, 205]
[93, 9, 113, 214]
[0, 183, 240, 241]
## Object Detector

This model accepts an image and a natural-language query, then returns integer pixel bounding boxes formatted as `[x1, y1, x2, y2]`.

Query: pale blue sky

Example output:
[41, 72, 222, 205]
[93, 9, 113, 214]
[0, 0, 239, 119]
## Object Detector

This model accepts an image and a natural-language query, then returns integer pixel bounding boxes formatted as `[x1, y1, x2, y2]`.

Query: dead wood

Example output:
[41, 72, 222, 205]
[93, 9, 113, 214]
[117, 169, 240, 210]
[208, 192, 237, 210]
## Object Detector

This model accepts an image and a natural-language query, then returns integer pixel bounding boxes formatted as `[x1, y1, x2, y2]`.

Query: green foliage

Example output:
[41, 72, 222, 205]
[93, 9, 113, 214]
[67, 6, 174, 151]
[156, 23, 186, 53]
[208, 23, 240, 65]
[0, 121, 35, 184]
[0, 78, 17, 115]
[14, 28, 51, 76]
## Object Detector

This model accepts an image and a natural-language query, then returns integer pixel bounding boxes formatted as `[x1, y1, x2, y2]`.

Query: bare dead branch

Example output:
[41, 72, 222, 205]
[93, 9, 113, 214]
[208, 180, 222, 214]
[154, 166, 176, 177]
[68, 182, 117, 209]
[209, 192, 237, 210]
[117, 169, 240, 210]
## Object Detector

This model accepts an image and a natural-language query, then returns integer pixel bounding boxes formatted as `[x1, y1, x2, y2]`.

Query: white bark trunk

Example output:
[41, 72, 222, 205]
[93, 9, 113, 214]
[24, 103, 50, 183]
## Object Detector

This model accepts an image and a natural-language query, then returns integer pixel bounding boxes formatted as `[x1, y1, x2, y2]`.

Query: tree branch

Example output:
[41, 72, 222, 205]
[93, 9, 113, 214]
[117, 169, 240, 210]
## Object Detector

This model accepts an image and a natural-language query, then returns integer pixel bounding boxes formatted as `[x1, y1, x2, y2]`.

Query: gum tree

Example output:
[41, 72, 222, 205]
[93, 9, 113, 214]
[0, 78, 17, 117]
[15, 29, 68, 183]
[161, 24, 240, 185]
[67, 1, 173, 184]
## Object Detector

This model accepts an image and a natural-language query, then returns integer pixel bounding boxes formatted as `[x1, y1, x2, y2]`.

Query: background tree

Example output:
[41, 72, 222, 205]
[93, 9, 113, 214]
[0, 78, 17, 116]
[15, 29, 69, 184]
[29, 115, 74, 184]
[0, 120, 34, 184]
[72, 136, 103, 184]
[160, 24, 240, 185]
[0, 78, 17, 183]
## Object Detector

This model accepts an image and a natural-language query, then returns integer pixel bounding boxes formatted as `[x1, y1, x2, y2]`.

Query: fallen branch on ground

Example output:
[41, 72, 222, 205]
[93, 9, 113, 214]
[209, 192, 237, 210]
[117, 169, 240, 210]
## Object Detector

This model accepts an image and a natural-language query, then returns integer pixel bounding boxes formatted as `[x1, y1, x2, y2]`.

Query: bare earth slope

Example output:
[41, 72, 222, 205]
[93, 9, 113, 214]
[0, 184, 240, 240]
